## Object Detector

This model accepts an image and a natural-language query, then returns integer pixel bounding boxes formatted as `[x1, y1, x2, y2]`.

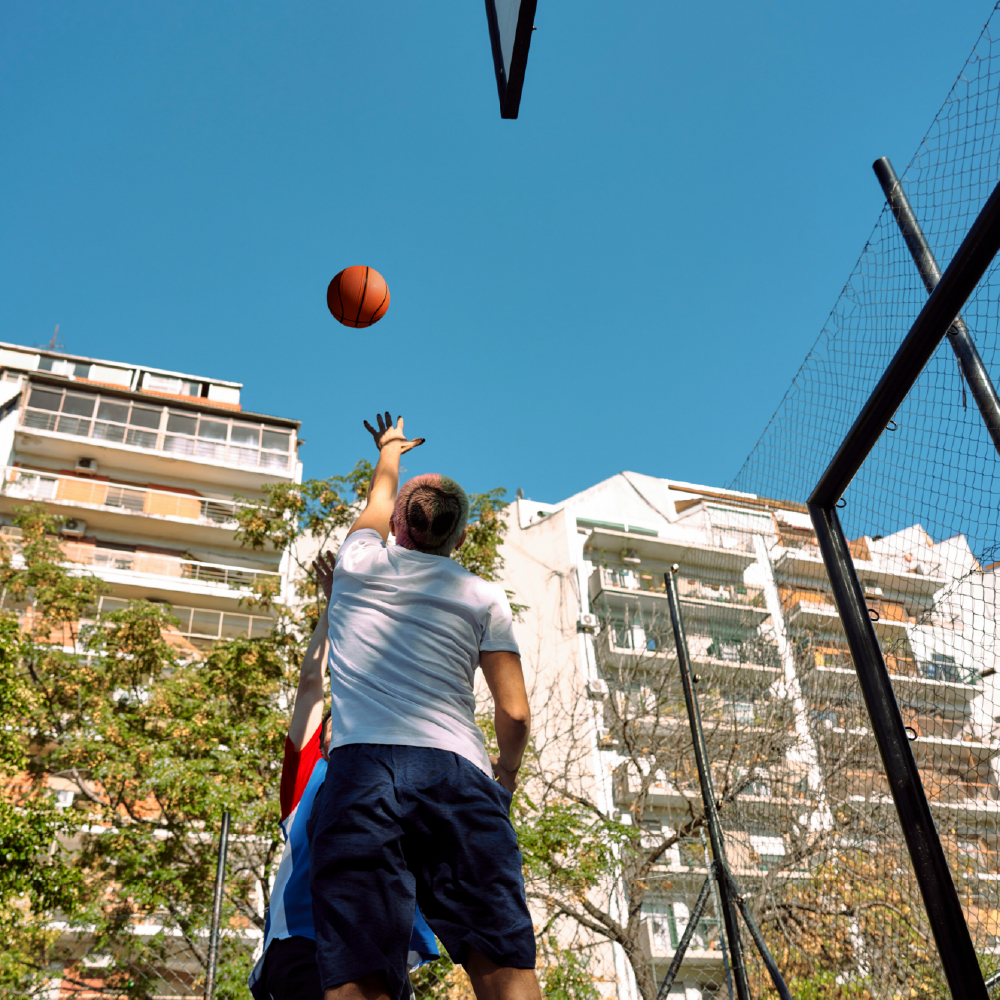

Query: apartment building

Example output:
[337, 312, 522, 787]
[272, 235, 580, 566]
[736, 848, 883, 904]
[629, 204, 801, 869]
[0, 341, 301, 649]
[501, 471, 998, 999]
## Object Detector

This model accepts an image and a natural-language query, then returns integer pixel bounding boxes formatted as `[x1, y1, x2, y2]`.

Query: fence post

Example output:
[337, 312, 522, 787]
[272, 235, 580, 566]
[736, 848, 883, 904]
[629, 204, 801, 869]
[204, 810, 231, 1000]
[664, 568, 752, 1000]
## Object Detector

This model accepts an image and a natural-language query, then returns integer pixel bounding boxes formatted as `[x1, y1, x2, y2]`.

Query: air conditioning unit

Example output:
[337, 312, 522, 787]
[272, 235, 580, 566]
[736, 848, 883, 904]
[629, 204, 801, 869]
[577, 612, 599, 633]
[586, 679, 609, 701]
[76, 457, 98, 473]
[62, 518, 87, 538]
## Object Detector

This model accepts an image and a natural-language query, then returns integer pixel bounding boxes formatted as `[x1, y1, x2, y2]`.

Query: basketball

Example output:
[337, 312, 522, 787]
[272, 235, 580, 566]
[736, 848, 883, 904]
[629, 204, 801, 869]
[327, 266, 390, 328]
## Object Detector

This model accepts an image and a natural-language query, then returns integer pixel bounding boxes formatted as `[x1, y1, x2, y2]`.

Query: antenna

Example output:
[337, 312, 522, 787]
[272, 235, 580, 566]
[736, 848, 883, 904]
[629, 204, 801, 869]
[48, 325, 59, 349]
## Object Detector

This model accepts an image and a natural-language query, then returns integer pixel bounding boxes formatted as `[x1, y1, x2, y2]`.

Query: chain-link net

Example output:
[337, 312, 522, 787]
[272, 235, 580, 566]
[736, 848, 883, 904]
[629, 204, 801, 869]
[702, 4, 1000, 996]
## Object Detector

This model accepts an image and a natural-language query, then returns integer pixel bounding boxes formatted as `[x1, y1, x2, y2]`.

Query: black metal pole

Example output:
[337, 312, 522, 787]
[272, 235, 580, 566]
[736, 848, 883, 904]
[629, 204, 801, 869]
[664, 568, 752, 1000]
[808, 505, 987, 1000]
[204, 810, 230, 1000]
[874, 156, 1000, 456]
[722, 871, 792, 1000]
[810, 170, 1000, 507]
[703, 828, 735, 1000]
[655, 875, 713, 1000]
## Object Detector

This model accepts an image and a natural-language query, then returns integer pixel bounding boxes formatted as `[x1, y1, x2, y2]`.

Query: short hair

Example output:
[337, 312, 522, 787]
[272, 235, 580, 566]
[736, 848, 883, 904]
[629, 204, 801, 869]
[392, 474, 469, 556]
[320, 710, 332, 740]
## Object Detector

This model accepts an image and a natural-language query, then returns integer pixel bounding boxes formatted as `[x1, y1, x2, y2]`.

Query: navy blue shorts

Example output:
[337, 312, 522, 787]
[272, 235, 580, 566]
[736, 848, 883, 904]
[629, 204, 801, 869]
[307, 744, 535, 1000]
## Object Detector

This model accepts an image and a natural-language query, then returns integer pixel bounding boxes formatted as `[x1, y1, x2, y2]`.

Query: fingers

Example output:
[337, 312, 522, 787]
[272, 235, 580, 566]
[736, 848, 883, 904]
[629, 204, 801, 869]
[384, 411, 392, 429]
[363, 419, 377, 437]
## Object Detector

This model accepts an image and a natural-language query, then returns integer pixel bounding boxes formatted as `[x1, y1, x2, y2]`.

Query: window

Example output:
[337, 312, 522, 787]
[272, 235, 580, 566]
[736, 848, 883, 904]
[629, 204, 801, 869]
[22, 385, 294, 471]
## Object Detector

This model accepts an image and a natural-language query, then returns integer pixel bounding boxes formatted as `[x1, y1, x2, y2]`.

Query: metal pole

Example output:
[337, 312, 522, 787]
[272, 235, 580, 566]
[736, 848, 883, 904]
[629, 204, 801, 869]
[874, 156, 1000, 456]
[810, 170, 1000, 507]
[664, 568, 752, 1000]
[702, 828, 735, 1000]
[655, 875, 713, 1000]
[204, 810, 230, 1000]
[808, 504, 988, 1000]
[722, 871, 792, 1000]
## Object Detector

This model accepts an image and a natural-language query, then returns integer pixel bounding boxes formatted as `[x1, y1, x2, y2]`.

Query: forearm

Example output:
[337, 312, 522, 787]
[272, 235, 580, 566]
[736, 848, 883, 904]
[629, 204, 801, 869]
[287, 604, 329, 748]
[494, 707, 530, 771]
[367, 442, 403, 507]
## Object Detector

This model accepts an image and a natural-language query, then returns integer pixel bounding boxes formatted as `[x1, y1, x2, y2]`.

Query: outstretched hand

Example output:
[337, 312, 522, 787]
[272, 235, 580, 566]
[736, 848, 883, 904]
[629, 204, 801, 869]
[363, 412, 425, 454]
[311, 551, 336, 603]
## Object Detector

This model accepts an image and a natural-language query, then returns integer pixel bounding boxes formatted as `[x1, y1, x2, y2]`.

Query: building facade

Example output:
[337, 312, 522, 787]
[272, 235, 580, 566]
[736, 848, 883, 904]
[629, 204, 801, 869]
[501, 471, 999, 999]
[0, 340, 300, 650]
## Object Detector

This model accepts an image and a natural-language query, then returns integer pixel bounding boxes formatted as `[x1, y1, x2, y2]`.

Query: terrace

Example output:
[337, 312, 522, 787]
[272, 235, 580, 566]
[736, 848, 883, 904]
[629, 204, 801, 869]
[18, 384, 296, 480]
[1, 466, 242, 528]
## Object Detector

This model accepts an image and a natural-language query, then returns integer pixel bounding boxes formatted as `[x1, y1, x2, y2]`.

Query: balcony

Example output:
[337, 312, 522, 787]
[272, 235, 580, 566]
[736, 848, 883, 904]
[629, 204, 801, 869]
[1, 467, 242, 529]
[773, 546, 947, 599]
[0, 526, 280, 600]
[582, 526, 757, 573]
[785, 597, 909, 639]
[97, 596, 273, 647]
[593, 629, 782, 685]
[590, 565, 769, 626]
[17, 384, 296, 487]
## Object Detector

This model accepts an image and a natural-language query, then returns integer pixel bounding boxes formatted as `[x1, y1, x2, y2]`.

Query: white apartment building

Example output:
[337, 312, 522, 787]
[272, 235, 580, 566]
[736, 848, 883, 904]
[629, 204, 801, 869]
[501, 471, 999, 999]
[0, 341, 301, 650]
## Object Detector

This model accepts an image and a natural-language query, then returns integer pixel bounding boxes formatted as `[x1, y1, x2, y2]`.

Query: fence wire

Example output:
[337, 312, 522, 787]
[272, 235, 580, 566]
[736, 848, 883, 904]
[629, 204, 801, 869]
[711, 4, 1000, 996]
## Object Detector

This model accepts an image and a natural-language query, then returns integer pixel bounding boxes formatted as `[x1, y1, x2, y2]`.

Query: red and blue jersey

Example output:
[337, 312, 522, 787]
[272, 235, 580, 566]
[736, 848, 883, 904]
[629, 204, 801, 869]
[251, 725, 438, 994]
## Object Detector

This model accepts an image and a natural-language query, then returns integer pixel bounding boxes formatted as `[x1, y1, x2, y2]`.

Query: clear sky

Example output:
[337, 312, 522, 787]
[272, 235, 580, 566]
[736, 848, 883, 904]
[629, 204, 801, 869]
[0, 1, 993, 503]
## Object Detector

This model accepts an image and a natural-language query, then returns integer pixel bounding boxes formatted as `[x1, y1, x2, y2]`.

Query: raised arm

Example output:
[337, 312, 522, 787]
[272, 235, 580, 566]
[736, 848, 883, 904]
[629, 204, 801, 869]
[479, 650, 531, 793]
[287, 552, 335, 749]
[347, 412, 425, 541]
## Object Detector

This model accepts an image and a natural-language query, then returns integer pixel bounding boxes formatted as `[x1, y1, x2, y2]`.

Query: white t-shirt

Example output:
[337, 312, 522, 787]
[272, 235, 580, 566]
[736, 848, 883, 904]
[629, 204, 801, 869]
[325, 528, 520, 775]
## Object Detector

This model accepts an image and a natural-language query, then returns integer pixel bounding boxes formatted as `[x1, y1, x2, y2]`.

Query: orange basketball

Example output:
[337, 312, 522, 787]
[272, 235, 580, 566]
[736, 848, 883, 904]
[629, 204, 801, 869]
[327, 266, 390, 328]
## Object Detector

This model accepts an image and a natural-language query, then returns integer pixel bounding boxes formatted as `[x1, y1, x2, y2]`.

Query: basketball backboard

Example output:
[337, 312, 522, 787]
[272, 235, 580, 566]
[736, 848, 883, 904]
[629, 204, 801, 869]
[484, 0, 537, 119]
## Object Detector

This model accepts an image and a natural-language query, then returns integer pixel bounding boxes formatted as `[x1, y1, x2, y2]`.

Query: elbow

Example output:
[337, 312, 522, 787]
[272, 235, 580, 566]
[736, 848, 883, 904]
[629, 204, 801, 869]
[502, 703, 531, 730]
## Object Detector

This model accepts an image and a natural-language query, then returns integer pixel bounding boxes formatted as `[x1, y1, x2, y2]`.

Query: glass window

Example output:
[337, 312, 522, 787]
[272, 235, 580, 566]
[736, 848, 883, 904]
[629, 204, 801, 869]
[262, 429, 289, 452]
[198, 419, 227, 441]
[61, 393, 95, 417]
[129, 406, 161, 429]
[28, 388, 62, 411]
[38, 357, 54, 372]
[180, 380, 202, 397]
[97, 400, 129, 423]
[166, 412, 197, 435]
[230, 422, 260, 446]
[93, 422, 126, 443]
[73, 363, 90, 378]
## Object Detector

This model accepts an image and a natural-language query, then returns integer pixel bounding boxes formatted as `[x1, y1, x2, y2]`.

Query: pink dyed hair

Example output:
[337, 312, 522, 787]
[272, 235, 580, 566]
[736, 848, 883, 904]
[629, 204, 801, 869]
[392, 474, 469, 554]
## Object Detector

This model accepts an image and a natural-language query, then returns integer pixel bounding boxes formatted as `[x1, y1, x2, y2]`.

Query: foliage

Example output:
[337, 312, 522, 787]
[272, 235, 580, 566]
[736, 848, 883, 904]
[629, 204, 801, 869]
[537, 940, 602, 1000]
[0, 503, 297, 997]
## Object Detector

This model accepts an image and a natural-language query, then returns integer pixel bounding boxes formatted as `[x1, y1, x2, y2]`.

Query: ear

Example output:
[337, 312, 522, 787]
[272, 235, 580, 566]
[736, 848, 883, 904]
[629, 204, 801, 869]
[453, 528, 467, 551]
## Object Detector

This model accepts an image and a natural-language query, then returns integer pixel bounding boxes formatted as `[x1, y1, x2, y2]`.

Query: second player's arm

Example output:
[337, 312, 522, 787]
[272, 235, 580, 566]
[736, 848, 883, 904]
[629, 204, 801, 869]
[480, 650, 531, 793]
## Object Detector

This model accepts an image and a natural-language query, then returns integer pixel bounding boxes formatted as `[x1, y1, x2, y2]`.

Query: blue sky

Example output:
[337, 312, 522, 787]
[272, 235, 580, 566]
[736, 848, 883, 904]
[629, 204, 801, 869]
[0, 1, 993, 503]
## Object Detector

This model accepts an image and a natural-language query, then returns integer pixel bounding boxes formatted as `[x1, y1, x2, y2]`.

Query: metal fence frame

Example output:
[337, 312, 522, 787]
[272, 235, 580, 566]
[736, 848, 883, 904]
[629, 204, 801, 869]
[805, 160, 1000, 1000]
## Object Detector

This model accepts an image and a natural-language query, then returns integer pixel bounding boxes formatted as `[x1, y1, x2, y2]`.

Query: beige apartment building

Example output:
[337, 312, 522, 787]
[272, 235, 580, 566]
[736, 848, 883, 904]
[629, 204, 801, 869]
[0, 340, 300, 651]
[501, 471, 999, 999]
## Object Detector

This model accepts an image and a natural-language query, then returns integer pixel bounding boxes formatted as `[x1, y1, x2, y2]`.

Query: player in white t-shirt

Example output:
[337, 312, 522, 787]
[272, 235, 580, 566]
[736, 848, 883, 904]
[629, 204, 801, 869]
[308, 413, 540, 1000]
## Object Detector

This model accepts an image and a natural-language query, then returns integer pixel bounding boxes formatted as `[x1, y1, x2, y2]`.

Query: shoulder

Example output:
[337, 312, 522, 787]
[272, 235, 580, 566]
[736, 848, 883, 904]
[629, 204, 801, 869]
[336, 529, 385, 568]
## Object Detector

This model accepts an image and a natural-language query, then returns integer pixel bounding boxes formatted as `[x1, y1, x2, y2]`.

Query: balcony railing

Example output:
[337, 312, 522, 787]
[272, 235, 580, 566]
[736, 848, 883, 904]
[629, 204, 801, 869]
[1, 467, 242, 527]
[98, 596, 274, 644]
[0, 526, 279, 593]
[592, 565, 765, 608]
[20, 385, 293, 474]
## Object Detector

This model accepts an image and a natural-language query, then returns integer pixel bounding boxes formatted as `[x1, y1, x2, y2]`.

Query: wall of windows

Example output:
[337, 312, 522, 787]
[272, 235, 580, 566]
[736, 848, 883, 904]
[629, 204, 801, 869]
[22, 385, 294, 472]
